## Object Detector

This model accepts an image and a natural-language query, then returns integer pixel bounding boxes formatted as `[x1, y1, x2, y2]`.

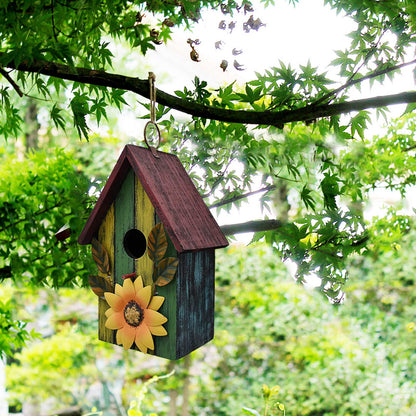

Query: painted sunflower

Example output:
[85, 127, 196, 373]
[104, 276, 167, 353]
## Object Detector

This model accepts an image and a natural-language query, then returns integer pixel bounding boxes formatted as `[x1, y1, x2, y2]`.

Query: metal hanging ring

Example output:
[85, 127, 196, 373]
[144, 120, 161, 158]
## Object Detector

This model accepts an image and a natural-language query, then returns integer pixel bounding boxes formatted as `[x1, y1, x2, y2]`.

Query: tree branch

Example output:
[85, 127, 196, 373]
[4, 54, 416, 127]
[220, 219, 282, 235]
[312, 58, 416, 107]
[0, 67, 23, 97]
[208, 184, 276, 209]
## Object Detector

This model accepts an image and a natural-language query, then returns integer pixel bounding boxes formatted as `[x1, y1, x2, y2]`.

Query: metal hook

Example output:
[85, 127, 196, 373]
[144, 120, 161, 158]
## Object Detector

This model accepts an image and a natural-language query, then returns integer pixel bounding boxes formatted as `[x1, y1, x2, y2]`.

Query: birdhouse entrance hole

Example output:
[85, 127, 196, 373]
[123, 228, 147, 259]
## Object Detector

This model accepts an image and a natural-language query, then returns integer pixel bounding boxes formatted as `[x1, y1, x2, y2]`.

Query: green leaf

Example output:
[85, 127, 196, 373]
[300, 185, 316, 210]
[147, 223, 168, 263]
[70, 93, 90, 140]
[402, 102, 416, 116]
[320, 174, 340, 210]
[50, 104, 66, 130]
[155, 257, 179, 286]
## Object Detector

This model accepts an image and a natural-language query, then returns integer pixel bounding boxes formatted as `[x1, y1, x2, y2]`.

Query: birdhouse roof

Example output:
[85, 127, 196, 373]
[78, 144, 228, 253]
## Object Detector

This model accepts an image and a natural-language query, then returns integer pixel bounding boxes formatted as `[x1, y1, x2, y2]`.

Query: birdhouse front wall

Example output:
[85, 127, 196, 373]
[96, 168, 157, 347]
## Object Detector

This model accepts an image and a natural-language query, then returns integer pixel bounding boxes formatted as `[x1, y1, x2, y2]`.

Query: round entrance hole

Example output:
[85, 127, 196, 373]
[123, 229, 147, 259]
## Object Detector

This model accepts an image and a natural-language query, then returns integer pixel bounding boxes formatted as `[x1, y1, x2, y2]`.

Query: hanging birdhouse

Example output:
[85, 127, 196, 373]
[78, 144, 228, 360]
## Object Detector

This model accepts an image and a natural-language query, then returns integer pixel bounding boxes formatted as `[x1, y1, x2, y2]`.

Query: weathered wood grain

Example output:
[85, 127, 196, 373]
[154, 229, 178, 360]
[80, 147, 222, 359]
[134, 176, 155, 286]
[97, 203, 115, 344]
[114, 169, 135, 285]
[126, 145, 228, 253]
[175, 250, 215, 358]
[78, 145, 228, 252]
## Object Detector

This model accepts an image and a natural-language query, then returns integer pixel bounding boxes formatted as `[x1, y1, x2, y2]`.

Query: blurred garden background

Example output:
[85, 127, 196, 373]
[1, 0, 416, 414]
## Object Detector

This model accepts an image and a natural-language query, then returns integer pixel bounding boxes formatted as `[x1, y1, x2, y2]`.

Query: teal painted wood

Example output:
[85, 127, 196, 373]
[176, 250, 215, 359]
[154, 222, 177, 360]
[155, 278, 177, 360]
[114, 169, 135, 285]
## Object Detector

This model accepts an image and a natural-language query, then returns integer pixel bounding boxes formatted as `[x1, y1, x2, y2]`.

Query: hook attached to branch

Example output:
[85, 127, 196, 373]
[144, 72, 161, 158]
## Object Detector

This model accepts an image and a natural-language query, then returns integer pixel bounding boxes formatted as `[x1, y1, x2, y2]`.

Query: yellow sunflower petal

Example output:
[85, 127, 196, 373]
[118, 325, 136, 350]
[105, 307, 114, 317]
[114, 283, 123, 296]
[144, 309, 167, 326]
[104, 292, 124, 311]
[116, 328, 123, 346]
[135, 323, 154, 350]
[136, 285, 152, 309]
[148, 295, 165, 311]
[134, 339, 148, 354]
[121, 278, 135, 298]
[149, 325, 167, 336]
[105, 311, 125, 330]
[134, 275, 144, 292]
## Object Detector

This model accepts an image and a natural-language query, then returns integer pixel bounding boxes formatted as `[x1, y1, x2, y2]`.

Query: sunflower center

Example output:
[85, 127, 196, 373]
[124, 301, 143, 327]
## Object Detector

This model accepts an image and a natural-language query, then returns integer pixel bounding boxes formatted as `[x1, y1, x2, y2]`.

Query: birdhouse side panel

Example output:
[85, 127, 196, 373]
[176, 249, 215, 359]
[97, 202, 115, 344]
[134, 176, 155, 286]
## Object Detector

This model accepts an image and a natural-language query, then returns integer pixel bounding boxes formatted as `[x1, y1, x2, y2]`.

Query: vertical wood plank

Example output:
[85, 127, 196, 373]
[114, 169, 135, 285]
[154, 225, 177, 360]
[134, 177, 155, 286]
[176, 250, 215, 359]
[97, 203, 115, 344]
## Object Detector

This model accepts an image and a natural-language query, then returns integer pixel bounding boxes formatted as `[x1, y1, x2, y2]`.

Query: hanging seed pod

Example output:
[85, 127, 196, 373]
[233, 60, 245, 71]
[150, 29, 163, 45]
[215, 40, 224, 49]
[162, 18, 175, 27]
[190, 48, 201, 62]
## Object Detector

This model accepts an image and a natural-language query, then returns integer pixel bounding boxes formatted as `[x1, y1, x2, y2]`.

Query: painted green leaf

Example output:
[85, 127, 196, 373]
[155, 257, 179, 287]
[148, 223, 168, 263]
[88, 275, 114, 299]
[91, 238, 111, 275]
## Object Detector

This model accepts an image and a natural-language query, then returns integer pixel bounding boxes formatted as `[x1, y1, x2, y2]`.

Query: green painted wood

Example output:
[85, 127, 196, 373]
[154, 221, 177, 360]
[114, 169, 135, 285]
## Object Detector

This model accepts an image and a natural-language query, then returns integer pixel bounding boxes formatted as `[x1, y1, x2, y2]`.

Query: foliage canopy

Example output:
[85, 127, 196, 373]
[1, 0, 416, 354]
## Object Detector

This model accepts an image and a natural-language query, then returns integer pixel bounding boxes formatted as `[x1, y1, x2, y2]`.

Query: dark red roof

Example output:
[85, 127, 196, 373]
[78, 144, 228, 253]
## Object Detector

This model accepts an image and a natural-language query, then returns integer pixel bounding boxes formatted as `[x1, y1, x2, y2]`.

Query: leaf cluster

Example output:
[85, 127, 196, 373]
[191, 243, 416, 416]
[0, 150, 95, 288]
[0, 293, 36, 356]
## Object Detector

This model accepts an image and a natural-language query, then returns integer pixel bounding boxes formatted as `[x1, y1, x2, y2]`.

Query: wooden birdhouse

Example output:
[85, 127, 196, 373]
[78, 144, 228, 360]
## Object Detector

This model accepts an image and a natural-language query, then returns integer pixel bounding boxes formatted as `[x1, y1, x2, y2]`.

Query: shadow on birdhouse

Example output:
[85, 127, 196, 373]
[78, 145, 228, 360]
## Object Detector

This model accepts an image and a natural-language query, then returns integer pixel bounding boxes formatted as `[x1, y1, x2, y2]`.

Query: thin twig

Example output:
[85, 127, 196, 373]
[0, 201, 63, 233]
[220, 219, 282, 235]
[209, 184, 276, 208]
[0, 68, 24, 97]
[312, 58, 416, 107]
